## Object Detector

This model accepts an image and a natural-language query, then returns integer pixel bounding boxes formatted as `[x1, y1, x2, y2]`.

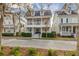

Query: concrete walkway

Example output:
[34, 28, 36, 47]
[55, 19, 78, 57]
[1, 39, 77, 51]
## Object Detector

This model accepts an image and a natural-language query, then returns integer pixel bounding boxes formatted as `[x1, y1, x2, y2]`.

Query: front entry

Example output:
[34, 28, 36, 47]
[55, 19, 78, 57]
[73, 26, 76, 33]
[32, 28, 41, 38]
[35, 28, 41, 34]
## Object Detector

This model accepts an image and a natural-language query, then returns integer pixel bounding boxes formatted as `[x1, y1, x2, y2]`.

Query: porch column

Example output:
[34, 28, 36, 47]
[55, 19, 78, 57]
[49, 27, 51, 32]
[32, 19, 34, 25]
[60, 26, 62, 36]
[76, 26, 77, 34]
[61, 26, 62, 32]
[40, 28, 42, 38]
[32, 27, 34, 37]
[77, 26, 79, 36]
[41, 17, 42, 38]
[71, 26, 73, 33]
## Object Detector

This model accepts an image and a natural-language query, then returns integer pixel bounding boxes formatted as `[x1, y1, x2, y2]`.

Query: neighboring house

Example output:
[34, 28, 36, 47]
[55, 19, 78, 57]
[53, 4, 79, 36]
[2, 12, 27, 33]
[3, 13, 14, 33]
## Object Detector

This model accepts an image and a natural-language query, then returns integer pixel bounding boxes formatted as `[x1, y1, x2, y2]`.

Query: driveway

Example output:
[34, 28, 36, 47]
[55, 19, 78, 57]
[1, 39, 77, 51]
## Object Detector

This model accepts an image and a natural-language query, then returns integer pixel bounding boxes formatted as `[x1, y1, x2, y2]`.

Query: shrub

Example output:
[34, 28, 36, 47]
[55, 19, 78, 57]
[51, 31, 56, 37]
[11, 47, 21, 56]
[2, 33, 14, 36]
[42, 33, 46, 37]
[47, 33, 53, 37]
[48, 49, 57, 56]
[21, 32, 32, 37]
[48, 49, 52, 56]
[0, 51, 4, 56]
[28, 48, 37, 56]
[35, 52, 44, 56]
[64, 51, 77, 56]
[42, 31, 56, 38]
[16, 32, 19, 36]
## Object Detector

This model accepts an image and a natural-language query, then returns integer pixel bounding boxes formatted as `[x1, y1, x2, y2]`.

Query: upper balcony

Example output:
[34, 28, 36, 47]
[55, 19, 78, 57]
[59, 17, 79, 26]
[59, 23, 79, 26]
[26, 21, 50, 27]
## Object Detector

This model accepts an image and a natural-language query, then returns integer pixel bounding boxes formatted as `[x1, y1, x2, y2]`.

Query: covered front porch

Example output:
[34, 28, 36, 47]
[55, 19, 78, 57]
[60, 25, 79, 36]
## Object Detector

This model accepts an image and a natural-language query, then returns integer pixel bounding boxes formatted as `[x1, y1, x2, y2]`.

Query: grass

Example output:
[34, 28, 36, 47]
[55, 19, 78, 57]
[64, 50, 77, 56]
[2, 35, 76, 41]
[42, 36, 75, 41]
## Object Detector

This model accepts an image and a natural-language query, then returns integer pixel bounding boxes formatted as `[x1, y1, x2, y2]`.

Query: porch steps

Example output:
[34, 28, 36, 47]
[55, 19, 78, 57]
[32, 34, 41, 38]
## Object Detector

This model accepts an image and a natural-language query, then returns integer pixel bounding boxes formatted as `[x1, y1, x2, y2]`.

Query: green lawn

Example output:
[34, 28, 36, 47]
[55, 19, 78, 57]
[42, 36, 76, 41]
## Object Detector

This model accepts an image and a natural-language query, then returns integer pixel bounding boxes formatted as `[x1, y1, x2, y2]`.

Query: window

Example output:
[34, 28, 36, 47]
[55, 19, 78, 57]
[36, 18, 41, 25]
[35, 11, 40, 16]
[27, 19, 32, 25]
[44, 11, 51, 16]
[4, 28, 14, 33]
[66, 27, 68, 32]
[61, 18, 63, 23]
[27, 27, 32, 32]
[62, 27, 65, 31]
[66, 18, 68, 23]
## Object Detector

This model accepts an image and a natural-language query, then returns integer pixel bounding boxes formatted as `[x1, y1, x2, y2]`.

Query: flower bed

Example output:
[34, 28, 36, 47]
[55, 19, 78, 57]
[1, 46, 77, 56]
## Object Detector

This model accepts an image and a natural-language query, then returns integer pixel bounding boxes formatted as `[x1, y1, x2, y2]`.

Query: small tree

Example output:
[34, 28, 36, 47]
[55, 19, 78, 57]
[0, 4, 4, 51]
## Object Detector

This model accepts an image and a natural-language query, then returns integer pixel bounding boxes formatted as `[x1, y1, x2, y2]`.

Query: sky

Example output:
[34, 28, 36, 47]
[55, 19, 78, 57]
[10, 3, 77, 14]
[32, 3, 64, 11]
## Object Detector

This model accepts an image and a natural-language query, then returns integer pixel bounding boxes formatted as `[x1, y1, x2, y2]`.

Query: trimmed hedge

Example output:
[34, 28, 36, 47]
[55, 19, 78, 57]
[21, 32, 32, 37]
[42, 31, 56, 37]
[2, 33, 14, 36]
[51, 31, 56, 37]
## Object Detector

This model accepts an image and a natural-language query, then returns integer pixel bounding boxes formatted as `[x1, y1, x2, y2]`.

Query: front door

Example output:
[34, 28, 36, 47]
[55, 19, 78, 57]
[35, 28, 41, 34]
[33, 28, 41, 38]
[73, 26, 76, 33]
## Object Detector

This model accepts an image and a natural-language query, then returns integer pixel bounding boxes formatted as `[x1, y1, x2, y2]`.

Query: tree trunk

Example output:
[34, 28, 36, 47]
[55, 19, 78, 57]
[0, 15, 3, 51]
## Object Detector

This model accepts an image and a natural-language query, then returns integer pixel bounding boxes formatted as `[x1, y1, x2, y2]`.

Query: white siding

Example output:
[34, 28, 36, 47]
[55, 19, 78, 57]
[59, 15, 78, 24]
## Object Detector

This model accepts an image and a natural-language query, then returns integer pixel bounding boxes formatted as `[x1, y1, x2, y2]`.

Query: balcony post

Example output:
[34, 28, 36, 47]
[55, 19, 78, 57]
[40, 28, 42, 38]
[32, 27, 34, 37]
[71, 26, 73, 34]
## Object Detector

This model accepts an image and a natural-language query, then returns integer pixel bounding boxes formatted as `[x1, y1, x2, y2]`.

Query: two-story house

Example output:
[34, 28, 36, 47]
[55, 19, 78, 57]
[26, 10, 52, 38]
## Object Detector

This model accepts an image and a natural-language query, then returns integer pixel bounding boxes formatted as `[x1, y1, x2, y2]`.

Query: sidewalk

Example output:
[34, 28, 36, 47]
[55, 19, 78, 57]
[1, 39, 77, 51]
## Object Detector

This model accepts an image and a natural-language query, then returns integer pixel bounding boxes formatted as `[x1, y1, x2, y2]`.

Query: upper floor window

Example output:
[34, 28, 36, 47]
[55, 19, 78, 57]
[36, 18, 41, 25]
[44, 11, 51, 16]
[27, 19, 32, 25]
[66, 18, 68, 23]
[27, 27, 32, 32]
[61, 18, 63, 23]
[35, 11, 40, 16]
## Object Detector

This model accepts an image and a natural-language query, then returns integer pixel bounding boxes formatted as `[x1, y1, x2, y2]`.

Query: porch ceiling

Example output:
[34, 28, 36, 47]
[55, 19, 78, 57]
[59, 23, 79, 26]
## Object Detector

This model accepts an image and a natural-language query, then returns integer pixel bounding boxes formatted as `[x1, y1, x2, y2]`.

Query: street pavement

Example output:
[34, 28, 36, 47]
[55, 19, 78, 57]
[1, 39, 77, 51]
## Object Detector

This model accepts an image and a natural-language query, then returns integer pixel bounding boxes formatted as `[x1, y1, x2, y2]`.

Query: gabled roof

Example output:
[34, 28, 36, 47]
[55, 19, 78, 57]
[56, 3, 78, 15]
[56, 10, 78, 15]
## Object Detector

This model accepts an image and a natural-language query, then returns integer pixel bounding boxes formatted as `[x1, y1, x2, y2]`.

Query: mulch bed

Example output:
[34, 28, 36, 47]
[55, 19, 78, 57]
[1, 46, 77, 56]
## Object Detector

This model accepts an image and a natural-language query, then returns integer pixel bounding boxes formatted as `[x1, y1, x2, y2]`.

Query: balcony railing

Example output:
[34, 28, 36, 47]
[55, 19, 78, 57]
[26, 10, 52, 17]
